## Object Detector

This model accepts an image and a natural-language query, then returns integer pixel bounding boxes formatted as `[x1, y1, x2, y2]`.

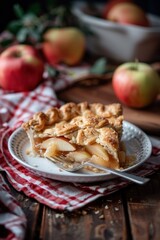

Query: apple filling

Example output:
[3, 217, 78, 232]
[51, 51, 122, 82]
[22, 102, 125, 171]
[46, 137, 123, 167]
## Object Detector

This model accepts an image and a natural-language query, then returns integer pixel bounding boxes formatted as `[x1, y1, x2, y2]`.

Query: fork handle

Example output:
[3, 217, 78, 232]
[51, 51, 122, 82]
[85, 162, 150, 185]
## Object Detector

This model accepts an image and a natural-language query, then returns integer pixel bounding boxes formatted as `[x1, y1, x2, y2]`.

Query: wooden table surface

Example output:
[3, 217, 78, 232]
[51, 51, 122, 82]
[3, 81, 160, 240]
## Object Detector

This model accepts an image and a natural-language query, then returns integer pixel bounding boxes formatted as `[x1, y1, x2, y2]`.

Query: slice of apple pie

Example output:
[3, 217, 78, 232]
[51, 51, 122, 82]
[22, 102, 125, 170]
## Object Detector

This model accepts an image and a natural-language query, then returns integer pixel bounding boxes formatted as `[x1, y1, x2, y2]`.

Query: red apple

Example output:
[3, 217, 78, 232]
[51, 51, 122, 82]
[42, 27, 86, 66]
[103, 0, 132, 19]
[112, 62, 160, 108]
[0, 44, 44, 92]
[104, 1, 149, 27]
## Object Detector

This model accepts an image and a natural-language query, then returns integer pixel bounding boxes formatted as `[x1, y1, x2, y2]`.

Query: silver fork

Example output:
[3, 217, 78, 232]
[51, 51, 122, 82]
[47, 156, 150, 185]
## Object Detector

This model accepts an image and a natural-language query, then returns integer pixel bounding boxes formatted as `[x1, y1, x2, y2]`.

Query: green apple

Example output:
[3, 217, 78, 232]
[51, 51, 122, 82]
[112, 62, 160, 108]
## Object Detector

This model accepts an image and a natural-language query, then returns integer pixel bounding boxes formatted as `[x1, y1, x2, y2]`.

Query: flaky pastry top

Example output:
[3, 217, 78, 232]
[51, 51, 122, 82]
[22, 102, 123, 134]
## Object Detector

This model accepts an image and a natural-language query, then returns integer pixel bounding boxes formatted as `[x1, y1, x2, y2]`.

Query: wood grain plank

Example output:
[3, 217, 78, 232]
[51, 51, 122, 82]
[13, 194, 41, 240]
[125, 171, 160, 240]
[40, 193, 128, 240]
[57, 82, 160, 135]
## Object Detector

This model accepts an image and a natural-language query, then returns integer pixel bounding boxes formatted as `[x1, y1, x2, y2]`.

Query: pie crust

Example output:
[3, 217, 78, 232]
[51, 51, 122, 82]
[22, 102, 125, 170]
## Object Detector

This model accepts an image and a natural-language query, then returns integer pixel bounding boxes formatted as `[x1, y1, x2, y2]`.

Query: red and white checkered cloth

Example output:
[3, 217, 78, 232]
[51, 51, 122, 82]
[0, 174, 26, 240]
[0, 66, 160, 239]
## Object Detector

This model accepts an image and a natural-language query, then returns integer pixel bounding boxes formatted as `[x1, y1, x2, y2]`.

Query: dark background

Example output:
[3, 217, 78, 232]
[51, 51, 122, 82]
[0, 0, 160, 32]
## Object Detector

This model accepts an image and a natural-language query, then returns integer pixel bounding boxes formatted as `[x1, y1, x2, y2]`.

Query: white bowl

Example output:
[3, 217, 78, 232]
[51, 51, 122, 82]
[73, 2, 160, 62]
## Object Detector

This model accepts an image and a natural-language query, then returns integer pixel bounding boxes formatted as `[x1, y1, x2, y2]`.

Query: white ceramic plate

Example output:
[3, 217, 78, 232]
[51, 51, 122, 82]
[8, 121, 152, 183]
